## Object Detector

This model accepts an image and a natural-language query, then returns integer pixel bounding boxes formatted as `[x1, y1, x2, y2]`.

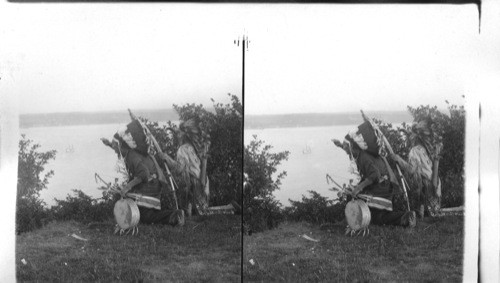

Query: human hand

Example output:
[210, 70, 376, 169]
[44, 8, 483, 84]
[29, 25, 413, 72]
[101, 138, 112, 147]
[120, 184, 132, 198]
[389, 153, 401, 163]
[345, 184, 359, 197]
[332, 139, 343, 148]
[161, 153, 175, 164]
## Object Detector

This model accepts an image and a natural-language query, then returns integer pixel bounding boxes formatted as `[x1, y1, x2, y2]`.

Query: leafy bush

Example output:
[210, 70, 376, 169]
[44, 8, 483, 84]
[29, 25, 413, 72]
[174, 94, 243, 206]
[284, 191, 347, 225]
[141, 94, 243, 208]
[16, 135, 56, 234]
[408, 102, 465, 179]
[17, 134, 57, 200]
[284, 102, 465, 225]
[374, 102, 465, 210]
[244, 136, 290, 233]
[16, 196, 51, 234]
[244, 196, 285, 235]
[50, 189, 118, 224]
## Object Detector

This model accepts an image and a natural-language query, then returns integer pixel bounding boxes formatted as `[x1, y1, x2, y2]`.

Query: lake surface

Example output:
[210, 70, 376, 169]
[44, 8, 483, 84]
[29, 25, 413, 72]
[245, 125, 361, 206]
[23, 123, 373, 207]
[21, 124, 132, 206]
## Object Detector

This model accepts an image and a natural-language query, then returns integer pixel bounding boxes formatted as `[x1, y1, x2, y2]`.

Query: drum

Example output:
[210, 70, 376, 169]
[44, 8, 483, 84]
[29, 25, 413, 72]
[345, 199, 371, 230]
[114, 198, 140, 229]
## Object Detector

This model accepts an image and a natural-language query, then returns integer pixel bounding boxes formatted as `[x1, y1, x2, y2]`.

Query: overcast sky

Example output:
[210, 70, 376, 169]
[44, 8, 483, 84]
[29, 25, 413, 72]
[1, 4, 478, 115]
[244, 4, 478, 115]
[1, 4, 245, 114]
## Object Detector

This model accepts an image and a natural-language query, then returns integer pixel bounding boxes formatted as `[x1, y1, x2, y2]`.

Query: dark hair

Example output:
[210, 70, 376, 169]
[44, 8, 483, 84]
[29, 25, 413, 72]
[178, 119, 209, 157]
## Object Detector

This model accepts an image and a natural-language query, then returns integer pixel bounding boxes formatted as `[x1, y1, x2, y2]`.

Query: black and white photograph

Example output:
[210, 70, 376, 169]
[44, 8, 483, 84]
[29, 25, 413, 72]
[1, 1, 500, 282]
[242, 3, 480, 282]
[1, 4, 243, 282]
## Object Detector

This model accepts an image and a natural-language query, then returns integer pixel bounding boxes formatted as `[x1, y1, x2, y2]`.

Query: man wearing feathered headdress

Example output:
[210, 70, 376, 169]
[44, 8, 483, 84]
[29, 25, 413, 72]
[390, 117, 442, 218]
[161, 119, 239, 217]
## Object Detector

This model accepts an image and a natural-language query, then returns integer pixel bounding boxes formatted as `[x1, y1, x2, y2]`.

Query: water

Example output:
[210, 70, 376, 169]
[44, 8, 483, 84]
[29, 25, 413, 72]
[20, 124, 130, 206]
[23, 123, 368, 207]
[245, 125, 360, 206]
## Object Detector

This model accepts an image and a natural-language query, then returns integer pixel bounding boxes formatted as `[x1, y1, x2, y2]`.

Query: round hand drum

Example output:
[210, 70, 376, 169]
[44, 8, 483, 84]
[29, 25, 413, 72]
[114, 198, 140, 229]
[345, 199, 371, 230]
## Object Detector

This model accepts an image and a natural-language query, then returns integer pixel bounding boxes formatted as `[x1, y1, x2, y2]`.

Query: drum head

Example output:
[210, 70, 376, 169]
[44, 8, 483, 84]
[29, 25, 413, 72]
[345, 199, 371, 230]
[114, 199, 140, 229]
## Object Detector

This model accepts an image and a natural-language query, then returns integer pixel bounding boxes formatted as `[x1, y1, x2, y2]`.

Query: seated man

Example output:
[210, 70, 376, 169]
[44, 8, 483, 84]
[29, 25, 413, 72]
[390, 117, 442, 218]
[161, 120, 240, 217]
[336, 133, 416, 228]
[102, 128, 185, 226]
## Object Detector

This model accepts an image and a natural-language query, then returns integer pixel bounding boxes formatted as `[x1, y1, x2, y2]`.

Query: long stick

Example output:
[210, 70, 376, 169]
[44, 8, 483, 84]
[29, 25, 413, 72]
[360, 110, 411, 211]
[200, 143, 209, 188]
[128, 109, 179, 210]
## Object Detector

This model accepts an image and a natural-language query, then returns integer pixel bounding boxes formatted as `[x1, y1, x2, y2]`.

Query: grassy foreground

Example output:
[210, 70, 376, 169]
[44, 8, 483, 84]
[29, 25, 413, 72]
[244, 215, 463, 282]
[17, 214, 241, 282]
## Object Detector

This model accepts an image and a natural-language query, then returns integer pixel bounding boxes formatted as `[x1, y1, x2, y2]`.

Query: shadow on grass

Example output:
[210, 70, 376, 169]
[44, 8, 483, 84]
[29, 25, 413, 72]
[244, 215, 463, 282]
[17, 215, 241, 282]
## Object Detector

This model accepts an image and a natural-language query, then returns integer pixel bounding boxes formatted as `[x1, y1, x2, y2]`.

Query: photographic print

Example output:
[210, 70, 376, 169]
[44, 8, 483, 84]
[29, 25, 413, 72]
[2, 4, 243, 282]
[243, 4, 476, 282]
[2, 1, 500, 282]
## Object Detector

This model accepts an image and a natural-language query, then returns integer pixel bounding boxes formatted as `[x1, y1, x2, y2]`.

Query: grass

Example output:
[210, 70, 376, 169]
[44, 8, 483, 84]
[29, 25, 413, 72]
[16, 214, 241, 282]
[244, 215, 463, 282]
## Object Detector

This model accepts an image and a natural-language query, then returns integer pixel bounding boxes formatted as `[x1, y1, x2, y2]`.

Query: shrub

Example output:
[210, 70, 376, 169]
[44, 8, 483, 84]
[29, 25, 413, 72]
[374, 102, 465, 210]
[50, 189, 118, 224]
[244, 136, 290, 233]
[244, 196, 284, 234]
[285, 190, 347, 225]
[141, 94, 242, 208]
[174, 94, 243, 206]
[16, 135, 56, 234]
[16, 196, 51, 234]
[17, 134, 56, 200]
[282, 102, 465, 225]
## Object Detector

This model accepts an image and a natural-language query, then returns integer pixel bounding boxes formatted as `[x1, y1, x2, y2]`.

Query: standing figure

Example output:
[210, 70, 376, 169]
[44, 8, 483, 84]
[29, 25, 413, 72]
[102, 126, 185, 226]
[161, 119, 237, 216]
[335, 131, 416, 228]
[390, 117, 442, 218]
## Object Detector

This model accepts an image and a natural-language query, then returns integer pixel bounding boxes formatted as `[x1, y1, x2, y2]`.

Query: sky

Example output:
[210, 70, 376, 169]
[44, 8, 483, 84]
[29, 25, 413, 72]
[1, 4, 245, 114]
[244, 4, 478, 115]
[1, 3, 499, 281]
[1, 4, 479, 115]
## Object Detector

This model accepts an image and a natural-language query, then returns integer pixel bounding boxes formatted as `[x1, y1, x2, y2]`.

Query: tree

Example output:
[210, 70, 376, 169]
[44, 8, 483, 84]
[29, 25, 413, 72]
[243, 135, 290, 233]
[17, 135, 57, 200]
[143, 94, 243, 207]
[374, 102, 465, 209]
[16, 135, 57, 233]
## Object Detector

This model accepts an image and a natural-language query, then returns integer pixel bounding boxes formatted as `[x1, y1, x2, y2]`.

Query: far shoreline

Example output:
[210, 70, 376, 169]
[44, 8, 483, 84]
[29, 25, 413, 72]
[245, 110, 414, 130]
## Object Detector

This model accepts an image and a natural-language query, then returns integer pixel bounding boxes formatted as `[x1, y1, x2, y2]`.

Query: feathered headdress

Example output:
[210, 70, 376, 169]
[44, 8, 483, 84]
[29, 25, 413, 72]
[408, 117, 442, 159]
[178, 119, 210, 158]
